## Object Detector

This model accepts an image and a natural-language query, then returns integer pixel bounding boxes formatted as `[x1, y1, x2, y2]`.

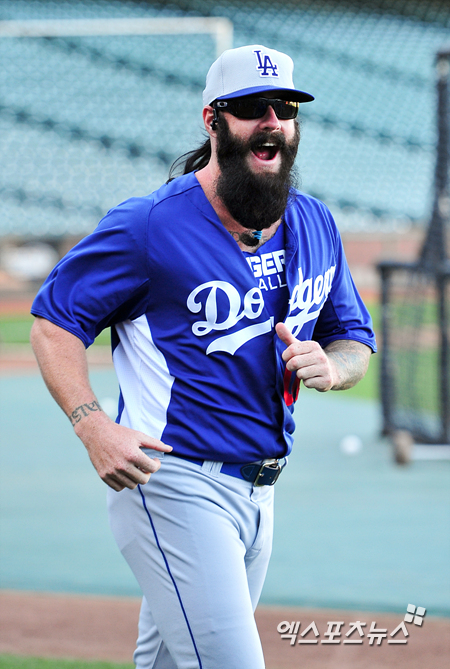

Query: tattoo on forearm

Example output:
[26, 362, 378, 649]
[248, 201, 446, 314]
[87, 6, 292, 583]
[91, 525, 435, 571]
[325, 340, 371, 391]
[69, 401, 103, 426]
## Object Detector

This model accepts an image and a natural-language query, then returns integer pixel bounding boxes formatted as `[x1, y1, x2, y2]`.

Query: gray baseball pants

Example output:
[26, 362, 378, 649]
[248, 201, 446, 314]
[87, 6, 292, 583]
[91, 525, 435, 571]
[107, 452, 274, 669]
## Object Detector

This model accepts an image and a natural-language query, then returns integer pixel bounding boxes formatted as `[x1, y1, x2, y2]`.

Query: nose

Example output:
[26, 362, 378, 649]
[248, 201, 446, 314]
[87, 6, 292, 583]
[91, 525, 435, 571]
[258, 103, 281, 130]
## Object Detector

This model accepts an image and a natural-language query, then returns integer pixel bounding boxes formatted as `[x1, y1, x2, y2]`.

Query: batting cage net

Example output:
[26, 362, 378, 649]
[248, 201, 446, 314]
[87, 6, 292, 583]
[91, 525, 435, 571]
[379, 48, 450, 445]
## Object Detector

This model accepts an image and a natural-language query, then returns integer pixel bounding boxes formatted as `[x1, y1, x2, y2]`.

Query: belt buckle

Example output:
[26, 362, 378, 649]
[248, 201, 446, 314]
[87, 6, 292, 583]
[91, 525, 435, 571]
[254, 459, 282, 487]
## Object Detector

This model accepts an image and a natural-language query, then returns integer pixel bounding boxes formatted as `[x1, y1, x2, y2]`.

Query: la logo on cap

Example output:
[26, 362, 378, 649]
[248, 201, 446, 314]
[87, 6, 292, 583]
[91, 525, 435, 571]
[202, 44, 314, 107]
[254, 49, 279, 78]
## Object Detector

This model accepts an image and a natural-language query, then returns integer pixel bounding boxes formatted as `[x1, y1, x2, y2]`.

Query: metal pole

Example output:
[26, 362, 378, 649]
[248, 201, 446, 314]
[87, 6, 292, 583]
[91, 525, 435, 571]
[379, 263, 394, 435]
[438, 268, 450, 442]
[420, 50, 450, 265]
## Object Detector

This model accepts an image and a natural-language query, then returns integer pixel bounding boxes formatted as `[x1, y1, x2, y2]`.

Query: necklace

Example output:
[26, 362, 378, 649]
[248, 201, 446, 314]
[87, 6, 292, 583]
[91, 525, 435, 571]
[228, 221, 282, 249]
[228, 229, 270, 246]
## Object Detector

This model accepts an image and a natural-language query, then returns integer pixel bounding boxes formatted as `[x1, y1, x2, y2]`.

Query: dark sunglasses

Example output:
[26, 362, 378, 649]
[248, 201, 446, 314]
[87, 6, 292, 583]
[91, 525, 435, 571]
[213, 97, 300, 120]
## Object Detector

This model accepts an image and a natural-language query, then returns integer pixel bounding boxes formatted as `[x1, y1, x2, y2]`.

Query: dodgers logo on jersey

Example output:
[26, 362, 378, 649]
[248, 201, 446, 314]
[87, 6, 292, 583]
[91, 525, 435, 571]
[187, 281, 273, 356]
[285, 265, 336, 338]
[253, 49, 279, 77]
[186, 264, 336, 357]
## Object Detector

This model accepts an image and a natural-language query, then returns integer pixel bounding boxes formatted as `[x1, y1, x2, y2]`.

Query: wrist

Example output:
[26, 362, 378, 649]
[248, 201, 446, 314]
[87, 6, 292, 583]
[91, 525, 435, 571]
[328, 355, 344, 390]
[69, 400, 110, 436]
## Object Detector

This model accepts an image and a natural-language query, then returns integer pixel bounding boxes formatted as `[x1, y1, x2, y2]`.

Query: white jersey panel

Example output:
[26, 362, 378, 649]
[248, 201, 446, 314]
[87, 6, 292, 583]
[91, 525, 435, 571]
[113, 315, 174, 438]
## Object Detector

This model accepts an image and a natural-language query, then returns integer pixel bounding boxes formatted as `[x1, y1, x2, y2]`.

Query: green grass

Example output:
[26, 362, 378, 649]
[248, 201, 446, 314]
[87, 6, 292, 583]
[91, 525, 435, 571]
[0, 315, 110, 346]
[391, 294, 439, 326]
[0, 315, 35, 345]
[394, 347, 440, 414]
[0, 657, 133, 669]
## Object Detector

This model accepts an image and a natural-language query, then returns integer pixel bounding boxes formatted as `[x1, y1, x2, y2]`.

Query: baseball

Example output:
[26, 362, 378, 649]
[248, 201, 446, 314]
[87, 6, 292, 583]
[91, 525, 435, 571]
[340, 434, 363, 455]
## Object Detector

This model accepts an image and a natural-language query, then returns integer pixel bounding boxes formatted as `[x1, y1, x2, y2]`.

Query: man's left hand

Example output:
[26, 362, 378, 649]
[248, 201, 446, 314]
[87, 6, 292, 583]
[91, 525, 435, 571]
[276, 322, 372, 393]
[276, 322, 338, 392]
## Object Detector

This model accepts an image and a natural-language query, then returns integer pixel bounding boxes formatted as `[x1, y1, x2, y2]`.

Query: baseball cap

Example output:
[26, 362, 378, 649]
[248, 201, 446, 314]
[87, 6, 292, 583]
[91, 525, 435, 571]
[202, 44, 314, 107]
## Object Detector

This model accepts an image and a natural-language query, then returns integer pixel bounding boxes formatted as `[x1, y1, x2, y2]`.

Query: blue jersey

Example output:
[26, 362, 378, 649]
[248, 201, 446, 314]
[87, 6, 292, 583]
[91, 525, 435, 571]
[31, 172, 376, 462]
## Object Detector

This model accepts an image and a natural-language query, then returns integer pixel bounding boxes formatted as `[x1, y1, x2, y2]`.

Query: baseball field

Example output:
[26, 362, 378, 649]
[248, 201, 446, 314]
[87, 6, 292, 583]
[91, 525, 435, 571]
[1, 298, 449, 669]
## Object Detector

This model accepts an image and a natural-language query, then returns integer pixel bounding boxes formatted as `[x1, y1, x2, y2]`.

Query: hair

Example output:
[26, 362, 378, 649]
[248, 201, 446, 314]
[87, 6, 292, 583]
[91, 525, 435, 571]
[166, 138, 211, 183]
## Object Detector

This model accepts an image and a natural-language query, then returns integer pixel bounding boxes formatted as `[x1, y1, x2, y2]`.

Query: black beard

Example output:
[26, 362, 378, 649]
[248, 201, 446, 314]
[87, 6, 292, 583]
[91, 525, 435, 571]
[215, 115, 300, 243]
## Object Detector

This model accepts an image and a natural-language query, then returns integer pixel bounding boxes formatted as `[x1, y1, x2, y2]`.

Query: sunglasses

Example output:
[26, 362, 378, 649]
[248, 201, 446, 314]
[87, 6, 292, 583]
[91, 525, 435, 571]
[213, 97, 300, 120]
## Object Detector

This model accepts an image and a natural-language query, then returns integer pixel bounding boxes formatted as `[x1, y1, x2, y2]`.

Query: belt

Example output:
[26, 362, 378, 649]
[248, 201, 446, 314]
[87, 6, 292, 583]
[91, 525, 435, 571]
[173, 454, 286, 486]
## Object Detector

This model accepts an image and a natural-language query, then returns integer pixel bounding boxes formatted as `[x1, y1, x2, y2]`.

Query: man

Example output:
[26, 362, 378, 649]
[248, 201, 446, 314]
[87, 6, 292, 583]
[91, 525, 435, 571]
[31, 45, 376, 668]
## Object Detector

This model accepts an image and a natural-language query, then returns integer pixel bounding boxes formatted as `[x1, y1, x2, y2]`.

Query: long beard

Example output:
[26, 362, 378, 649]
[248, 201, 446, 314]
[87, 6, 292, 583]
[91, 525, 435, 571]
[215, 115, 300, 241]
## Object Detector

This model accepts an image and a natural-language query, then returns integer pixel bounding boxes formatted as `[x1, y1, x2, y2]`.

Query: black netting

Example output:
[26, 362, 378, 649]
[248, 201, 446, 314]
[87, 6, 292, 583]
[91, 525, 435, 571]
[379, 48, 450, 444]
[379, 264, 450, 443]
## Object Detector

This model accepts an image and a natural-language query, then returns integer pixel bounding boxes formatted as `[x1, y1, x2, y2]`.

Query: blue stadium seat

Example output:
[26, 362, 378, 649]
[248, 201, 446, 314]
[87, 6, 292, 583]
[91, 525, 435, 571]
[0, 0, 448, 237]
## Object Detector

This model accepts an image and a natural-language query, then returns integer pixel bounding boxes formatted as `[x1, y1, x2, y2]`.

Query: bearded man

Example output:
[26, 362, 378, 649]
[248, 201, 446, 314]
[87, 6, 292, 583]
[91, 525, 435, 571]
[30, 45, 376, 669]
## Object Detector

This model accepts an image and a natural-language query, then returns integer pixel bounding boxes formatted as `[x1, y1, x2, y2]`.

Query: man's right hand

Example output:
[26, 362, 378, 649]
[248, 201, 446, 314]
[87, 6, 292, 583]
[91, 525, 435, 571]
[30, 317, 172, 491]
[75, 411, 173, 491]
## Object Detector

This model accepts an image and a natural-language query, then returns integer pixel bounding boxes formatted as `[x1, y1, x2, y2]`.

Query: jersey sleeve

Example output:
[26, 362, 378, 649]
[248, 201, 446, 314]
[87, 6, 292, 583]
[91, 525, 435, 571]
[31, 197, 152, 347]
[312, 211, 377, 353]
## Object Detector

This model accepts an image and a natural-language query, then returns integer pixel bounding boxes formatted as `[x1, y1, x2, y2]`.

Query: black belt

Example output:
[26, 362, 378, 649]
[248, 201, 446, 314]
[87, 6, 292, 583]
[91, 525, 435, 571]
[239, 459, 286, 486]
[172, 455, 286, 486]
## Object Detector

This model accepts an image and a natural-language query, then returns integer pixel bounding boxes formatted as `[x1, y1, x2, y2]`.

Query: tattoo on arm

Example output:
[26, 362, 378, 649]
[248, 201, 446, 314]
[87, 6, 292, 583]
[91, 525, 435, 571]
[69, 401, 103, 426]
[325, 340, 372, 391]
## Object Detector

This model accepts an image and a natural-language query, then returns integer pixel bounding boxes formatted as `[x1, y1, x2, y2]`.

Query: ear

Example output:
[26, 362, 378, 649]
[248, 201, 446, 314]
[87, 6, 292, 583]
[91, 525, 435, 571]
[203, 106, 217, 137]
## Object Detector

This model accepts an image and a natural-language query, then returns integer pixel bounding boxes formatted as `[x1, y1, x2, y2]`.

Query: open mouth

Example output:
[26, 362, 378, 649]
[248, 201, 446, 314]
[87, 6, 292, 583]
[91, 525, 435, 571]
[252, 142, 280, 161]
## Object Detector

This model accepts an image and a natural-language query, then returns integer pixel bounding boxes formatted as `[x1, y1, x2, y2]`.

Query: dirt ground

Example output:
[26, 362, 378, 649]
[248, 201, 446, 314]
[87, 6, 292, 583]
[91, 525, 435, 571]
[0, 591, 449, 669]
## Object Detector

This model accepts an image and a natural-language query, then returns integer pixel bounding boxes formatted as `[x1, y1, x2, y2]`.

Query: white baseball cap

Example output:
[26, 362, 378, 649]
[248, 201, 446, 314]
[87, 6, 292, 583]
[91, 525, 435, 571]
[203, 44, 314, 107]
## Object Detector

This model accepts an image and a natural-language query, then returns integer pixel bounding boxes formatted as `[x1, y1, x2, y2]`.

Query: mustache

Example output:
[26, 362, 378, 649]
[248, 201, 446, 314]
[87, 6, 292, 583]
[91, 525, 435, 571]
[226, 130, 287, 158]
[249, 131, 287, 153]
